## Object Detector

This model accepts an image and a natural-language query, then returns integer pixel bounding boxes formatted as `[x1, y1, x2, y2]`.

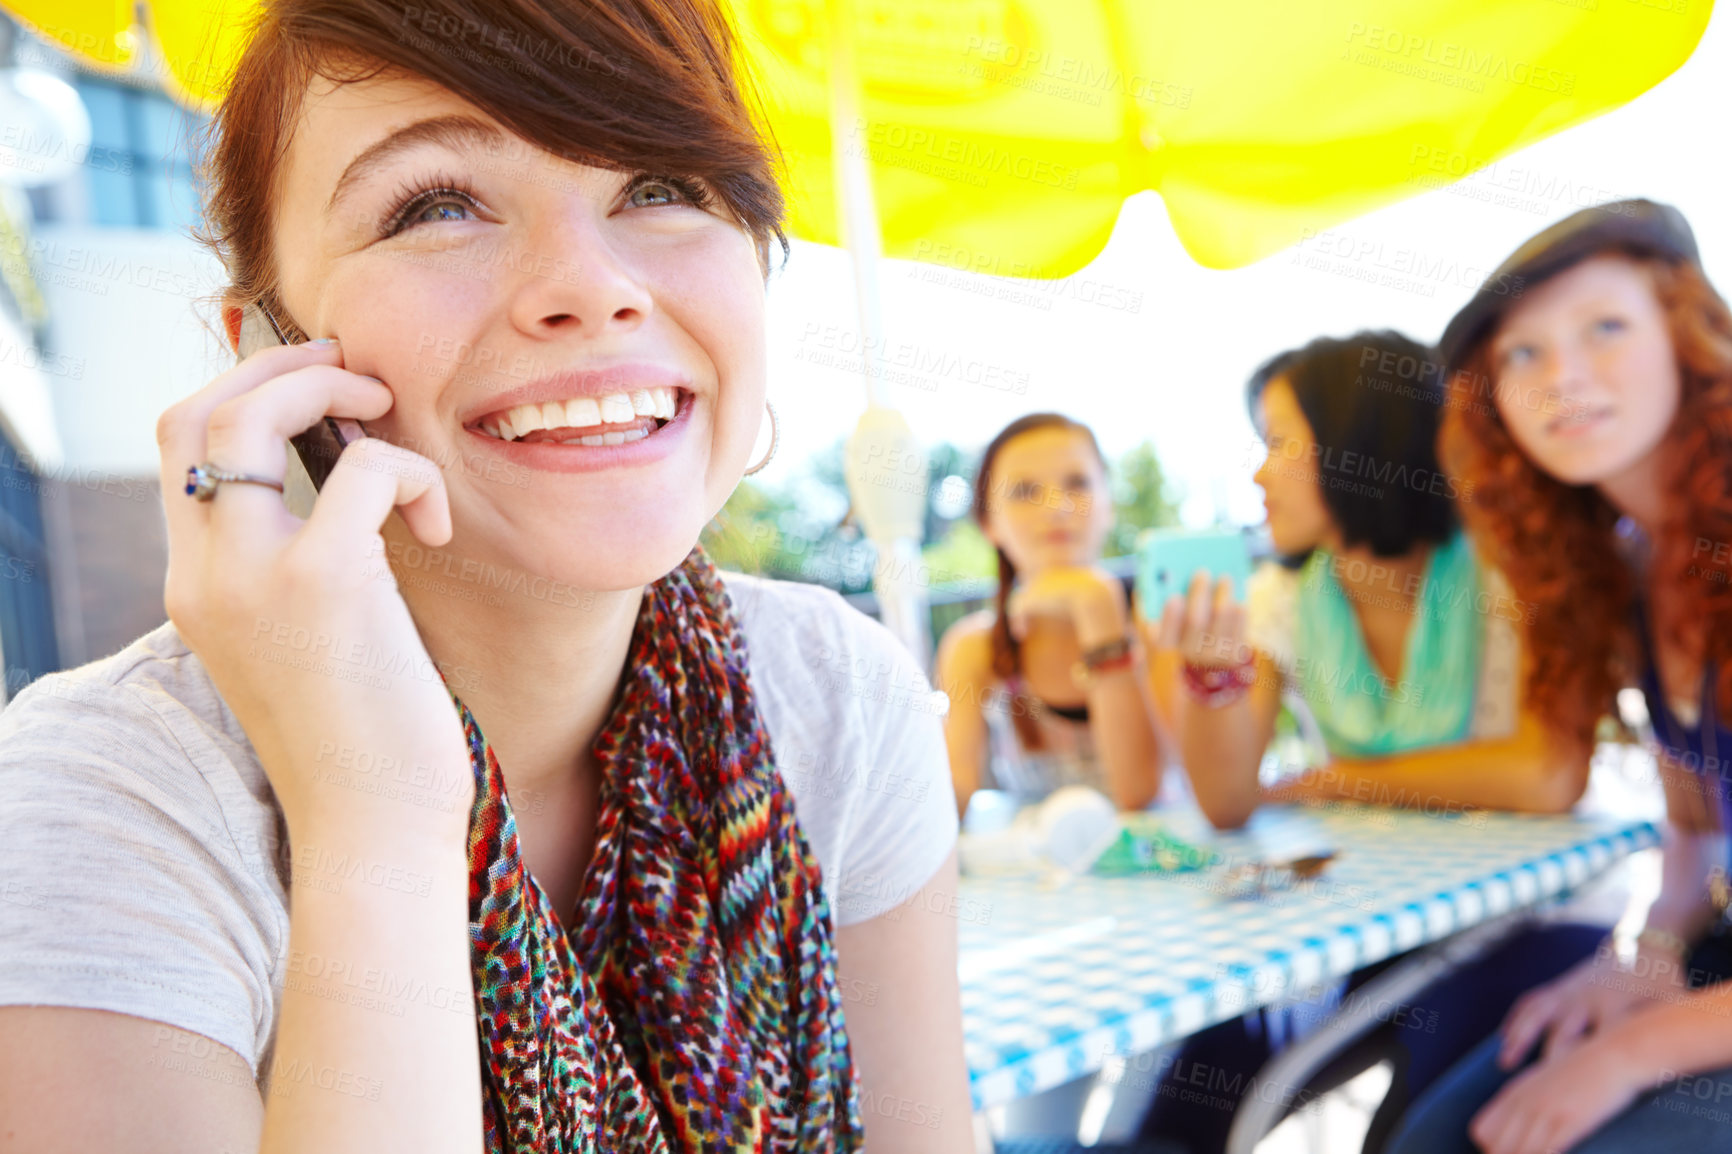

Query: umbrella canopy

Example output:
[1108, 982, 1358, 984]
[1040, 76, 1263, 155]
[739, 0, 1710, 272]
[5, 0, 1711, 272]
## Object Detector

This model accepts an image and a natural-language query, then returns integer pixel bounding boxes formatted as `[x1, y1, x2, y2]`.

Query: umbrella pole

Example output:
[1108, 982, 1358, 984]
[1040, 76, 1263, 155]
[824, 0, 933, 671]
[822, 0, 884, 412]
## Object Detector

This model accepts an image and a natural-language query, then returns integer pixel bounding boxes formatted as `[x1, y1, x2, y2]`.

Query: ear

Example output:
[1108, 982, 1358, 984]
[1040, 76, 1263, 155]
[221, 302, 244, 354]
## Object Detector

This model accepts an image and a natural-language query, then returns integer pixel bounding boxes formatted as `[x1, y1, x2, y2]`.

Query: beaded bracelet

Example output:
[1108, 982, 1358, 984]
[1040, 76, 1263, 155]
[1071, 637, 1136, 689]
[1079, 636, 1134, 670]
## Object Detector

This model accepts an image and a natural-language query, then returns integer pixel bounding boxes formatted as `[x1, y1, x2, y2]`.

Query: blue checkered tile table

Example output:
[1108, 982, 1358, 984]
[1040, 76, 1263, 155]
[958, 802, 1659, 1110]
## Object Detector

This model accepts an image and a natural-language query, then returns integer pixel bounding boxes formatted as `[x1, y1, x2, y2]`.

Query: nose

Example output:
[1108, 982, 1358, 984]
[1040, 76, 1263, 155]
[1531, 341, 1592, 403]
[505, 211, 654, 341]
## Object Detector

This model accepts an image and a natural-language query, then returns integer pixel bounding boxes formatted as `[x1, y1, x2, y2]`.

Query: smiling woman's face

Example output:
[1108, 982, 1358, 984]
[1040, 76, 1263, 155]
[1488, 255, 1680, 488]
[268, 70, 767, 591]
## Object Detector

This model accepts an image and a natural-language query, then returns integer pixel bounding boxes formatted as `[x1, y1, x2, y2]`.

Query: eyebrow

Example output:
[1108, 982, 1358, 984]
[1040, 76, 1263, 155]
[325, 114, 507, 219]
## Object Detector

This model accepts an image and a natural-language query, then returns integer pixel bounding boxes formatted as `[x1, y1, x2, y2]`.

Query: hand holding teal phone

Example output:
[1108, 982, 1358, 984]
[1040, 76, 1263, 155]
[1134, 527, 1253, 620]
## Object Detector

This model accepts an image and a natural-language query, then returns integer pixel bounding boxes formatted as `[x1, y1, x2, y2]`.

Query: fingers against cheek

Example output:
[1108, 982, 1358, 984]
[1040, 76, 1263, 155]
[300, 439, 452, 556]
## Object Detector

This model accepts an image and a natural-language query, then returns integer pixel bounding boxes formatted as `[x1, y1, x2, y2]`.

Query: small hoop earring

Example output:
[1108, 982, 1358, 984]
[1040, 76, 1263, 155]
[742, 400, 779, 476]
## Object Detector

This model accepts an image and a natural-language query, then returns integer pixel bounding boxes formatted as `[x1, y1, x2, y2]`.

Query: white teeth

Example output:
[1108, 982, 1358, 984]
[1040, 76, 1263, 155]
[599, 393, 636, 424]
[482, 387, 677, 441]
[620, 427, 648, 443]
[581, 434, 604, 447]
[564, 396, 602, 427]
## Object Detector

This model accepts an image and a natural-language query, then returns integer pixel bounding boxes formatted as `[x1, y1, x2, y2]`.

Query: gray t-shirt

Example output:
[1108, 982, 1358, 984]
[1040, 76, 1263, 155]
[0, 570, 957, 1082]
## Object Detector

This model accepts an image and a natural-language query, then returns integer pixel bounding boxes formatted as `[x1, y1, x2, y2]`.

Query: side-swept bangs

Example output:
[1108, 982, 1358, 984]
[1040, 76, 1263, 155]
[203, 0, 786, 317]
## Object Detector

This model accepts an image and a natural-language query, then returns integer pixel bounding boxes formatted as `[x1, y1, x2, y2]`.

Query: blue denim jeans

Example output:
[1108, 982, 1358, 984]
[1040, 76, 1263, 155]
[1385, 929, 1732, 1154]
[1137, 923, 1606, 1154]
[1383, 1034, 1732, 1154]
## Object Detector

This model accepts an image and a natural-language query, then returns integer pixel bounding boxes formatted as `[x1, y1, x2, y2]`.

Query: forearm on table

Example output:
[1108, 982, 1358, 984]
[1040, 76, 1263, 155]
[1084, 665, 1164, 810]
[1279, 726, 1587, 814]
[1175, 690, 1274, 828]
[262, 821, 481, 1154]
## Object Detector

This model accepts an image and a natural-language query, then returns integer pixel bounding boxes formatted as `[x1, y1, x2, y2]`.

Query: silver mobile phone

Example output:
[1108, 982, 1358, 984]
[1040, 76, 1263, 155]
[235, 304, 367, 500]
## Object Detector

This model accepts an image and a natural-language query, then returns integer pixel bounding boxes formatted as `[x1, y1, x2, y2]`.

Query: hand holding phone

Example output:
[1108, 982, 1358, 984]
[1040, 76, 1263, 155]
[159, 307, 469, 841]
[235, 303, 368, 498]
[1137, 528, 1254, 668]
[1134, 528, 1251, 614]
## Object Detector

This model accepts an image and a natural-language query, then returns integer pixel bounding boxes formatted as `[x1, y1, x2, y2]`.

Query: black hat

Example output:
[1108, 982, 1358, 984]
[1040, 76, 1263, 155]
[1437, 198, 1699, 378]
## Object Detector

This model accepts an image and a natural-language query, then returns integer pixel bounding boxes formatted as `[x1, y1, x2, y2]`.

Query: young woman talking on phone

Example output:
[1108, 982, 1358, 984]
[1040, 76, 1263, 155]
[1147, 330, 1592, 831]
[0, 2, 971, 1152]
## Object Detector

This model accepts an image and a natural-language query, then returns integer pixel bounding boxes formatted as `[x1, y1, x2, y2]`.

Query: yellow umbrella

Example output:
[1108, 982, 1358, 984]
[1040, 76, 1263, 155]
[3, 0, 1712, 663]
[5, 0, 1710, 272]
[737, 0, 1710, 273]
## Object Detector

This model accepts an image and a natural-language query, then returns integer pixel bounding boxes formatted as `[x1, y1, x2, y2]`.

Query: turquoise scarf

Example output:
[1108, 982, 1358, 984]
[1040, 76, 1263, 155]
[1292, 531, 1484, 759]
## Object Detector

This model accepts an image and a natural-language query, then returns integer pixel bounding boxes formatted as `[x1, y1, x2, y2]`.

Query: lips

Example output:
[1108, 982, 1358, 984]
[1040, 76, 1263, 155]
[471, 386, 682, 442]
[454, 363, 698, 468]
[462, 388, 693, 474]
[1546, 404, 1614, 436]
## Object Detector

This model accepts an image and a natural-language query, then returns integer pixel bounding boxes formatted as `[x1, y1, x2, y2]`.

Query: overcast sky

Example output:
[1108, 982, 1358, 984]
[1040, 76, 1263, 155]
[754, 7, 1731, 529]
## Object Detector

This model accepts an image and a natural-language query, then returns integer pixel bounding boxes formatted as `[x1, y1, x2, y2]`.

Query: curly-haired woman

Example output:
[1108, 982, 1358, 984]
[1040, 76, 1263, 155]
[1384, 200, 1732, 1154]
[0, 2, 972, 1151]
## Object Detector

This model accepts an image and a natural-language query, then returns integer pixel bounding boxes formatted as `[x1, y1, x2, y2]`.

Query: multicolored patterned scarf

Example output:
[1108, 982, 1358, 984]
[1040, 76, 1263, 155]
[453, 549, 864, 1151]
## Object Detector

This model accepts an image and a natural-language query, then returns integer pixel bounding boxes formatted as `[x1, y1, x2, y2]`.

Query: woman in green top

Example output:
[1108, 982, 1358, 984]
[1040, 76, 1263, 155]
[1148, 330, 1590, 829]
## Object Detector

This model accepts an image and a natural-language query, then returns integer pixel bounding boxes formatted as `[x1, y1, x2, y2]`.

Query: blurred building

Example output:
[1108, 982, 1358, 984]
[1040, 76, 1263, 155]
[0, 14, 225, 692]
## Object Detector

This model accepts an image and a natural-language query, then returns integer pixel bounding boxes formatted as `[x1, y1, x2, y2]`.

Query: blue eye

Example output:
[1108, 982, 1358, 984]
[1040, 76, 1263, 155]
[382, 184, 484, 237]
[415, 200, 472, 224]
[1592, 316, 1628, 336]
[1500, 344, 1537, 369]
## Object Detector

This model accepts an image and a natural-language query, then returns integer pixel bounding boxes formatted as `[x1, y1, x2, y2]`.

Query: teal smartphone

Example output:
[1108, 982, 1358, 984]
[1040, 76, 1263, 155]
[1134, 527, 1253, 619]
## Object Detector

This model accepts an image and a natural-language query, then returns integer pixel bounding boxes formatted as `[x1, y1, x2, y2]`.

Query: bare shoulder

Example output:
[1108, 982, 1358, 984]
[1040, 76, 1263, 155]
[0, 1006, 261, 1153]
[934, 611, 996, 686]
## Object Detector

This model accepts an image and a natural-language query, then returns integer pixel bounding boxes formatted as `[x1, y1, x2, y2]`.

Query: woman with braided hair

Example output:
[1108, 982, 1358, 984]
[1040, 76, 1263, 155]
[0, 1, 971, 1150]
[935, 413, 1172, 818]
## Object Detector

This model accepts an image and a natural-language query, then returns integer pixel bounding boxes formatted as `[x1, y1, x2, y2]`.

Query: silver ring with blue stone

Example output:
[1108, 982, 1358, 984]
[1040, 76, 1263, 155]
[184, 462, 286, 501]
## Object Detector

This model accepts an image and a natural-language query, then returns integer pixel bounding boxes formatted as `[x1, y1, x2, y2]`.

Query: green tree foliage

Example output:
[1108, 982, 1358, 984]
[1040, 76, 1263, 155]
[1105, 440, 1184, 558]
[701, 440, 876, 594]
[702, 437, 1182, 593]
